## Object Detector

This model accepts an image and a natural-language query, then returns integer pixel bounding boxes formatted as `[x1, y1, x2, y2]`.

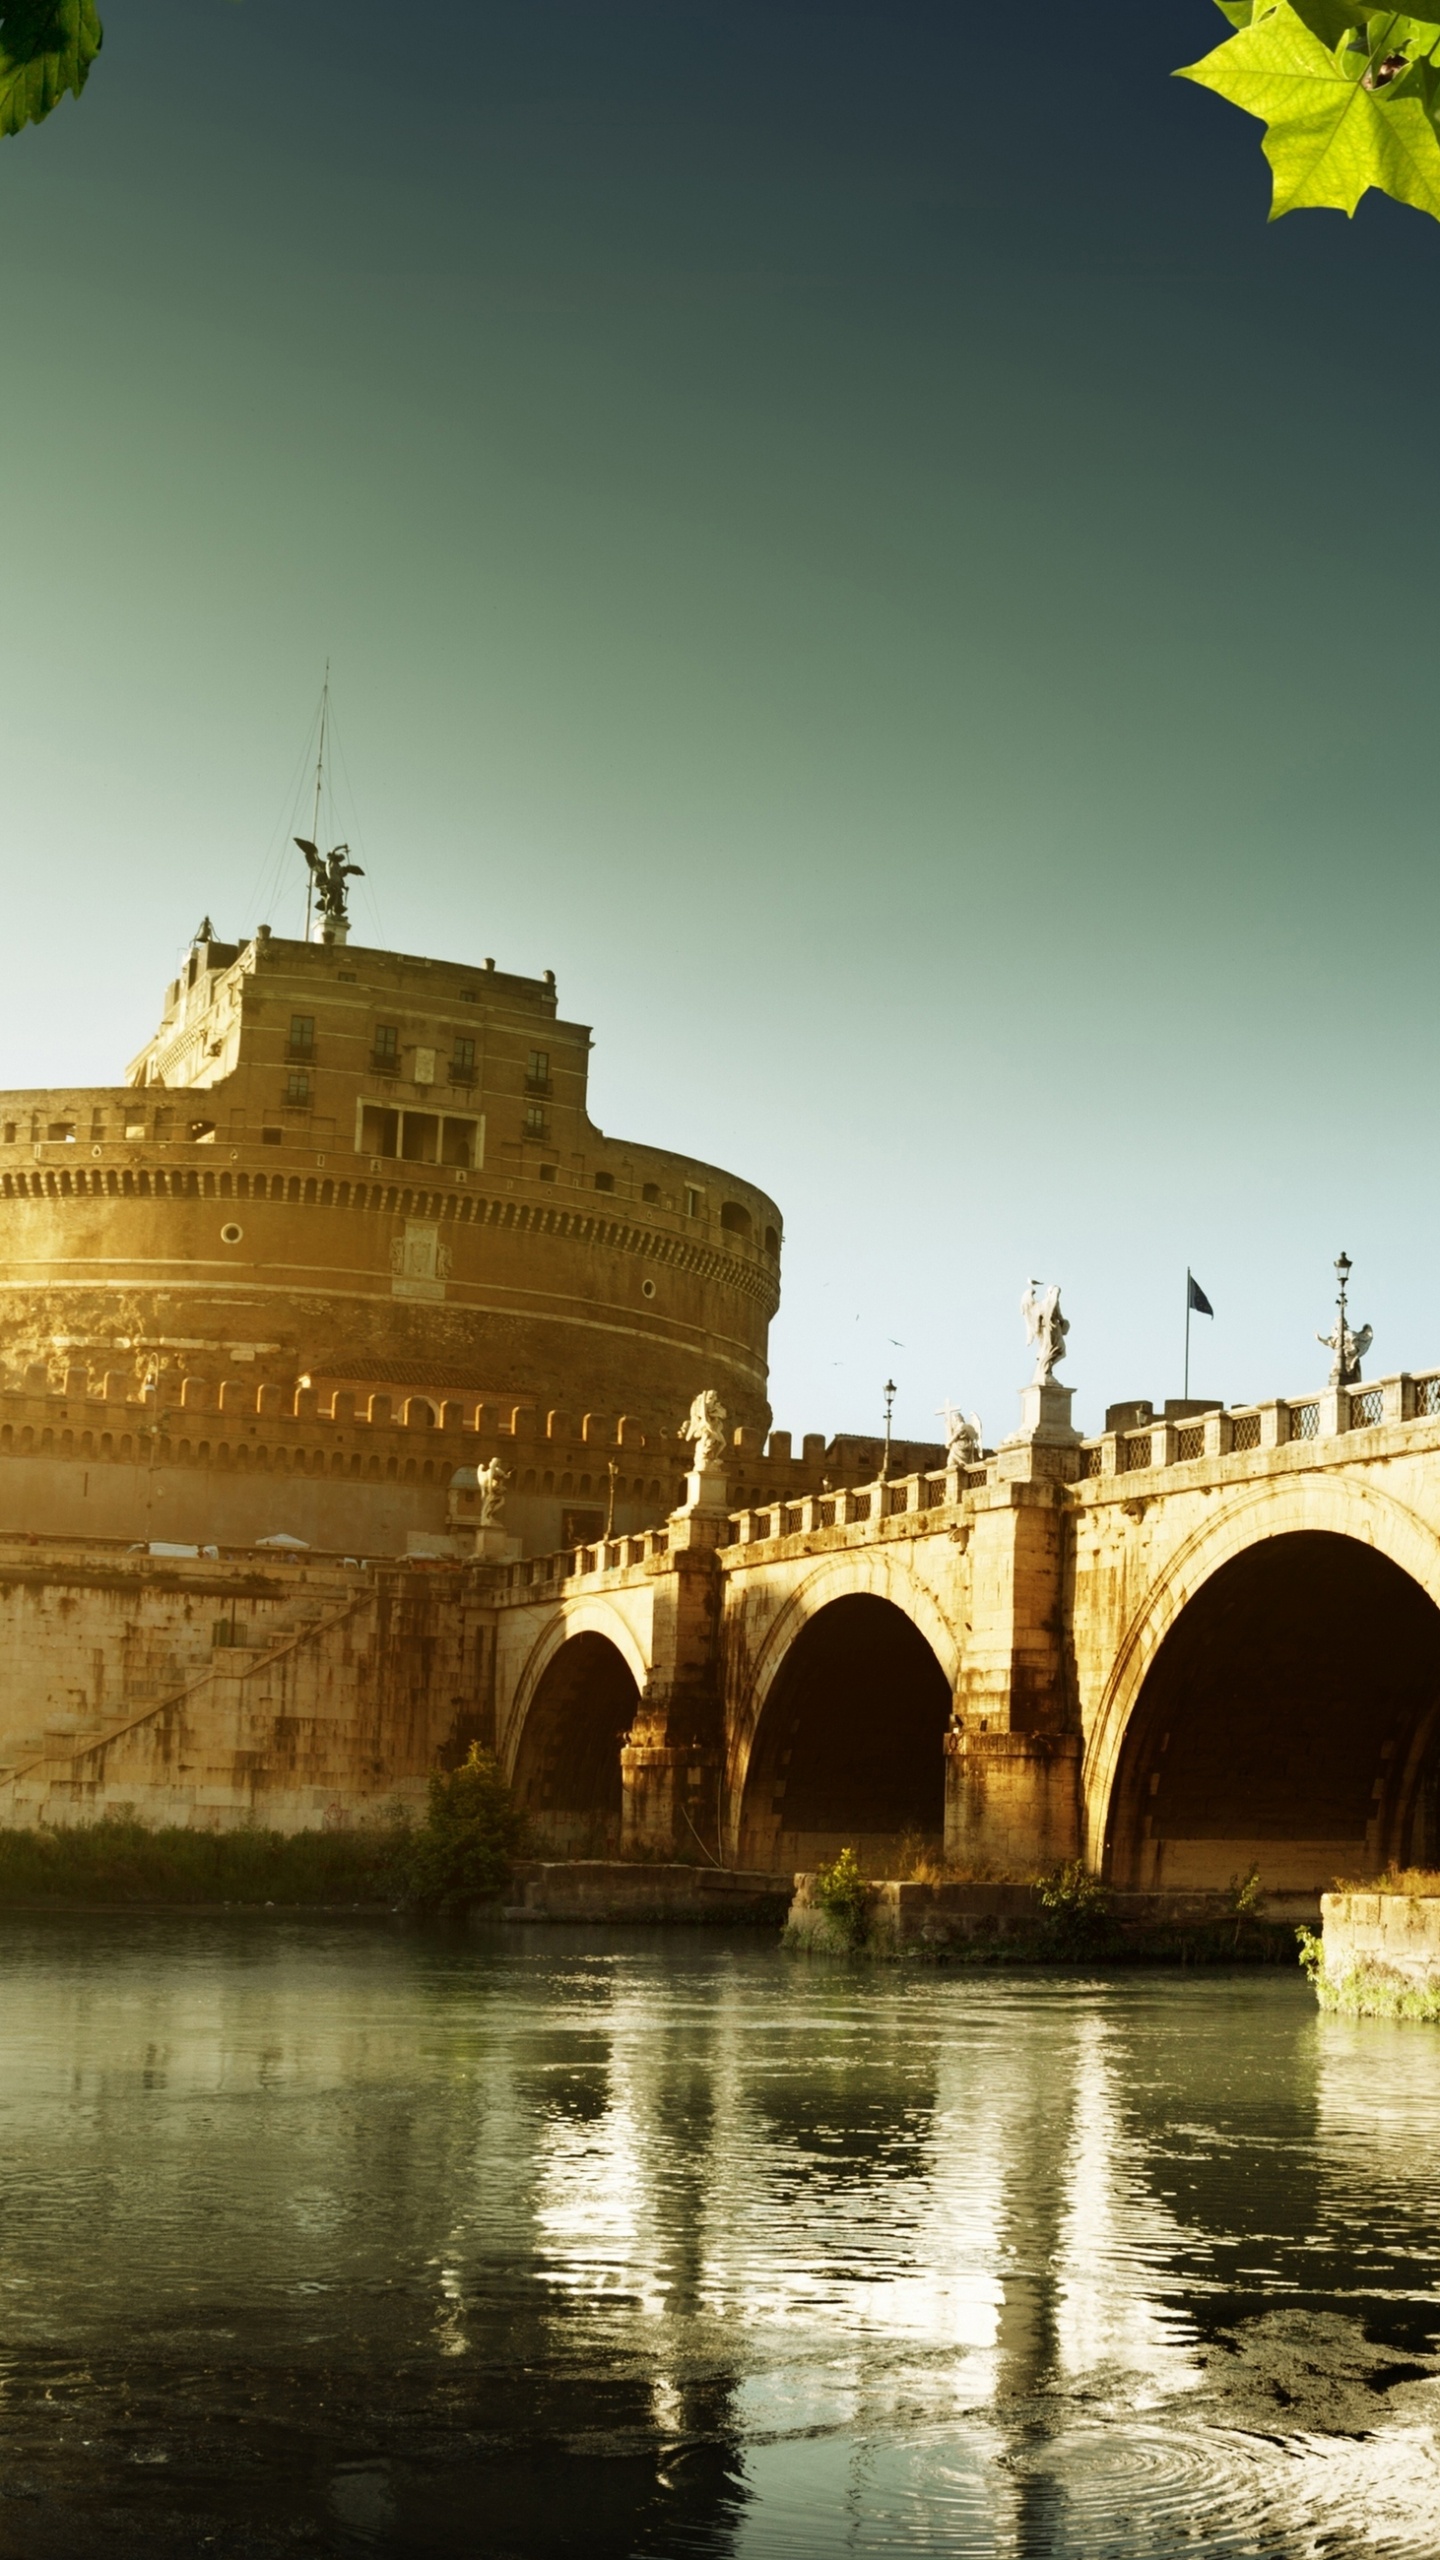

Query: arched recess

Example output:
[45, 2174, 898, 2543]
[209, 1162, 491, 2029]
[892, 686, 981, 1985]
[1102, 1527, 1440, 1890]
[509, 1631, 641, 1857]
[735, 1593, 952, 1875]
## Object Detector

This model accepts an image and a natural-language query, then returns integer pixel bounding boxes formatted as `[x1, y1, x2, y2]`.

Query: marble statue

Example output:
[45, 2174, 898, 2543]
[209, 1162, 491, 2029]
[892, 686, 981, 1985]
[1317, 1318, 1373, 1388]
[475, 1456, 510, 1524]
[679, 1388, 728, 1473]
[1021, 1280, 1069, 1385]
[937, 1402, 983, 1466]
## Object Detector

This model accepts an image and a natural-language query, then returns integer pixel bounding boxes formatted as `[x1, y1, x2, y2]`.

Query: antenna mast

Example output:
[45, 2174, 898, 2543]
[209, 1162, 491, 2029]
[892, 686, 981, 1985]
[305, 663, 329, 942]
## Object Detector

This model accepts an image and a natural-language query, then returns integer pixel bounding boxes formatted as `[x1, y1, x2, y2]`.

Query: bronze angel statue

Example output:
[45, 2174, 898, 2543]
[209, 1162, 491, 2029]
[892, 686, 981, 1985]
[295, 837, 364, 928]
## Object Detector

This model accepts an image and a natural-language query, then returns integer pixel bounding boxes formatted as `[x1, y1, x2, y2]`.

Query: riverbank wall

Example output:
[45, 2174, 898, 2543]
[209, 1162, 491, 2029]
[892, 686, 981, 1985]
[1313, 1889, 1440, 2017]
[493, 1859, 791, 1926]
[787, 1873, 1318, 1960]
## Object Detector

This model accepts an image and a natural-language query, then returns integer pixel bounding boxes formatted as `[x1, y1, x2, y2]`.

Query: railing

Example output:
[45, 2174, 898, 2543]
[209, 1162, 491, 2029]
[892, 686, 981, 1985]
[722, 1461, 980, 1548]
[1076, 1370, 1440, 1486]
[489, 1372, 1440, 1587]
[490, 1524, 669, 1595]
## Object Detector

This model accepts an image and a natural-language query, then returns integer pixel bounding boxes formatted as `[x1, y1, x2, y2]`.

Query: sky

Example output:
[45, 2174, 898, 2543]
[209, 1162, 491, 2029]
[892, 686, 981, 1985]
[3, 0, 1439, 1445]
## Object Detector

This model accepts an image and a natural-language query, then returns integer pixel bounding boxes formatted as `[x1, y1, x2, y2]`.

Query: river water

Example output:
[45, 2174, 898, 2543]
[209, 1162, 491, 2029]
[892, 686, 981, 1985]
[1, 1917, 1438, 2557]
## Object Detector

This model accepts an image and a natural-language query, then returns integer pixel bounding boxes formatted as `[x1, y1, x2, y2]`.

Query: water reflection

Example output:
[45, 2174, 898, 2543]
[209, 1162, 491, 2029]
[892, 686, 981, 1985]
[0, 1917, 1436, 2554]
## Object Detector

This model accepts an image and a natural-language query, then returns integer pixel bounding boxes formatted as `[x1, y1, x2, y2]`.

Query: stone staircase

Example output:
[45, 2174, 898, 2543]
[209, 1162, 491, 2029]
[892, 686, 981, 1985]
[0, 1578, 377, 1827]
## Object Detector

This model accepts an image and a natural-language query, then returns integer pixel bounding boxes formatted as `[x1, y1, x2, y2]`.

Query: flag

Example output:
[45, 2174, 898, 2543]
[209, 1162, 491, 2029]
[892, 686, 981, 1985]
[1187, 1274, 1214, 1318]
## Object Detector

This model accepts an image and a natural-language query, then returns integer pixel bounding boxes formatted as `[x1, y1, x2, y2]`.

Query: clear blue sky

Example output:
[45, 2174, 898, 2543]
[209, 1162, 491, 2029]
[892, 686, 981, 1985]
[2, 0, 1436, 1441]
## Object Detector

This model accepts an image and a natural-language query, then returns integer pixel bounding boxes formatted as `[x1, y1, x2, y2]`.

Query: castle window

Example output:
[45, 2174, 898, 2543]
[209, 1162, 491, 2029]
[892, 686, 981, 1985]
[765, 1225, 780, 1255]
[287, 1015, 315, 1059]
[2, 1125, 14, 1145]
[526, 1050, 551, 1095]
[594, 1170, 614, 1193]
[720, 1201, 752, 1240]
[449, 1036, 476, 1085]
[371, 1024, 398, 1073]
[399, 1111, 438, 1164]
[642, 1182, 659, 1204]
[439, 1115, 477, 1168]
[524, 1106, 549, 1139]
[685, 1186, 701, 1218]
[285, 1072, 311, 1107]
[261, 1127, 283, 1145]
[361, 1104, 399, 1159]
[538, 1163, 556, 1183]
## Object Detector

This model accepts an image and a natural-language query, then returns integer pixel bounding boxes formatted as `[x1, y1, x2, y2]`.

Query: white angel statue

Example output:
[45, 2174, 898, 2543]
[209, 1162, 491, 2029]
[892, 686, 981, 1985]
[475, 1456, 510, 1524]
[936, 1402, 983, 1466]
[1021, 1280, 1069, 1385]
[1317, 1317, 1373, 1388]
[679, 1388, 728, 1473]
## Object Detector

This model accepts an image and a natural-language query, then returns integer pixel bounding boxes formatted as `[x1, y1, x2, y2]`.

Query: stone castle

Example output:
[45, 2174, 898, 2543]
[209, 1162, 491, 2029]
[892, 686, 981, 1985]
[0, 925, 933, 1561]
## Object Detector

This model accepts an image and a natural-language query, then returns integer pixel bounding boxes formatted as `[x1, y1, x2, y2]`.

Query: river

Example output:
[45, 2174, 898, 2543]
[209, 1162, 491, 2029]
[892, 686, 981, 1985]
[0, 1915, 1437, 2556]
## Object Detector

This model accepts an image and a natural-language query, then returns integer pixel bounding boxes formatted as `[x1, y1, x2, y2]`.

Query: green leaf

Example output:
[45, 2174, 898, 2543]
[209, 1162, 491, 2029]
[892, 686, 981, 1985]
[0, 1, 102, 140]
[1178, 0, 1440, 219]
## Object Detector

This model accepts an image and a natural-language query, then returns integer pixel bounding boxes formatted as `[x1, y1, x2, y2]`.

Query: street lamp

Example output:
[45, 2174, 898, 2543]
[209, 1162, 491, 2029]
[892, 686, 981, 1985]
[881, 1377, 897, 1484]
[1334, 1251, 1354, 1387]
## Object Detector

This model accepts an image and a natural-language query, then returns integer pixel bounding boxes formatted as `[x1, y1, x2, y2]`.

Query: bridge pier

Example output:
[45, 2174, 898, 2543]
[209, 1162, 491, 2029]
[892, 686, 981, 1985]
[620, 1501, 727, 1862]
[620, 1742, 721, 1861]
[944, 1731, 1081, 1872]
[946, 1462, 1082, 1874]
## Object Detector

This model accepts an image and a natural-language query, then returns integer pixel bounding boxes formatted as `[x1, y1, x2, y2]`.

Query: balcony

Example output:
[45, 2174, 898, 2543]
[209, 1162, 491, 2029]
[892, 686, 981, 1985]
[368, 1051, 398, 1077]
[285, 1041, 315, 1064]
[447, 1064, 477, 1088]
[525, 1072, 552, 1097]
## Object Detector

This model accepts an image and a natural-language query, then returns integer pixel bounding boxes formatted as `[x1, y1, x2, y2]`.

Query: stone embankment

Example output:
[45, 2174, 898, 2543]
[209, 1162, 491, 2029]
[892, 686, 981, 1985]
[1311, 1889, 1440, 2017]
[492, 1859, 791, 1926]
[786, 1873, 1317, 1960]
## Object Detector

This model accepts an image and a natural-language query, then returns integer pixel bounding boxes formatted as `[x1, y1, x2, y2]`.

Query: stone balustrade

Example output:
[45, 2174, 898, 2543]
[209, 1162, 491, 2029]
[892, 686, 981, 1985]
[1078, 1371, 1440, 1482]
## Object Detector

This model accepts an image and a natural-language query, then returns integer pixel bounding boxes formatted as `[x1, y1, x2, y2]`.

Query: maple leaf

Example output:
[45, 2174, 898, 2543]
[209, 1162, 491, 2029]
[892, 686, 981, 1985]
[0, 0, 102, 140]
[1178, 0, 1440, 219]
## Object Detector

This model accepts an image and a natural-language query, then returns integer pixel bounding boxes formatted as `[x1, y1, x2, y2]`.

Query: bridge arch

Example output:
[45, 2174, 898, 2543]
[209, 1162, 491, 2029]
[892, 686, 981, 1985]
[1089, 1476, 1440, 1889]
[507, 1603, 650, 1857]
[730, 1564, 955, 1872]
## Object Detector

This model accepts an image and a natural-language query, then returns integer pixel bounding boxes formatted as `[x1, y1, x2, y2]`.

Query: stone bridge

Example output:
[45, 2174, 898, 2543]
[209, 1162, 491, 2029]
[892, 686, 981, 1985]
[485, 1368, 1440, 1891]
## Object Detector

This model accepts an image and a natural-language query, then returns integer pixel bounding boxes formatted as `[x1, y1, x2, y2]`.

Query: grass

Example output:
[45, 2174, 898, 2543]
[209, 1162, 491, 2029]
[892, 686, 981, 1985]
[0, 1817, 407, 1906]
[1330, 1867, 1440, 1897]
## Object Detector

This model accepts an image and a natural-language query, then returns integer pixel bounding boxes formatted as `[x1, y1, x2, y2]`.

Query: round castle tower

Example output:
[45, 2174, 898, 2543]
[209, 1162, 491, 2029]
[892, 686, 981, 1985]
[0, 929, 781, 1442]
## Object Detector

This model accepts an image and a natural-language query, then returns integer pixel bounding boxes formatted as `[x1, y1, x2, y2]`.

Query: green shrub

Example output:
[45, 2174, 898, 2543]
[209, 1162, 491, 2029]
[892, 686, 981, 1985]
[0, 1816, 402, 1906]
[1035, 1859, 1114, 1955]
[811, 1846, 870, 1945]
[397, 1746, 528, 1915]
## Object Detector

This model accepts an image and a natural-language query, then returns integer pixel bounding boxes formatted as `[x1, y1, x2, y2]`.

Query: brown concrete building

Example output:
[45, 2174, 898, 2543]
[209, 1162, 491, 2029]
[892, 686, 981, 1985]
[0, 927, 800, 1556]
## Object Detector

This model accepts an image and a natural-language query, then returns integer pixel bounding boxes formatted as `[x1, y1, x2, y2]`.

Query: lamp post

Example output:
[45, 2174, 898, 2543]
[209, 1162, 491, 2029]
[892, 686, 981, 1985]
[881, 1377, 896, 1485]
[1334, 1251, 1354, 1387]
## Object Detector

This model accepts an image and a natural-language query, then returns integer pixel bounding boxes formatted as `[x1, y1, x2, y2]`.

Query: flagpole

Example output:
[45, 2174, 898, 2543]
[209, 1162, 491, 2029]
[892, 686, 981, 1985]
[1184, 1268, 1191, 1401]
